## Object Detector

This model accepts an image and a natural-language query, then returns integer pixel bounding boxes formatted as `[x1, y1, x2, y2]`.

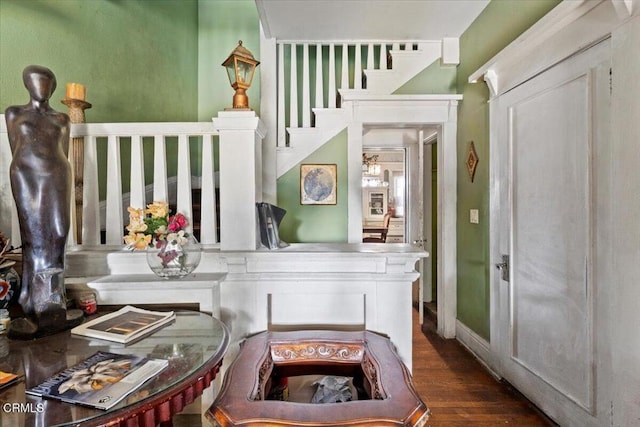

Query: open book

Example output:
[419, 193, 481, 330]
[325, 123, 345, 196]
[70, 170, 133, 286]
[26, 351, 167, 410]
[71, 305, 175, 344]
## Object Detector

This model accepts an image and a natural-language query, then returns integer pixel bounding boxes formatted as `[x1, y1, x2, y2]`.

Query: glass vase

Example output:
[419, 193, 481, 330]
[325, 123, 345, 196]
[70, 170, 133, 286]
[0, 262, 20, 310]
[146, 235, 201, 280]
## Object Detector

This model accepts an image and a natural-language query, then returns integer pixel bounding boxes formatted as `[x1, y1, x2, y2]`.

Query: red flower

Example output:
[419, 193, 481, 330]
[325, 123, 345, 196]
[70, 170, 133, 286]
[167, 213, 188, 232]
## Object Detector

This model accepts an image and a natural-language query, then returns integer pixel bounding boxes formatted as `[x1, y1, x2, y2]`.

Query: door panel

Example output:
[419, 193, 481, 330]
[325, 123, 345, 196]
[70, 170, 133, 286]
[510, 74, 591, 408]
[492, 39, 610, 425]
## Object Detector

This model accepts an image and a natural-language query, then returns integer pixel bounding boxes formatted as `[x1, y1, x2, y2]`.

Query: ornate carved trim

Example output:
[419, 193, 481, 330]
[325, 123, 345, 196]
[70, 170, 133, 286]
[270, 341, 364, 363]
[362, 352, 387, 400]
[251, 354, 274, 400]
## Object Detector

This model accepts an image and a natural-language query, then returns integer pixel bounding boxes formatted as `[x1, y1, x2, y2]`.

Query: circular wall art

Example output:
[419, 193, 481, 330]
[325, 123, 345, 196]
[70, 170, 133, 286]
[300, 164, 337, 205]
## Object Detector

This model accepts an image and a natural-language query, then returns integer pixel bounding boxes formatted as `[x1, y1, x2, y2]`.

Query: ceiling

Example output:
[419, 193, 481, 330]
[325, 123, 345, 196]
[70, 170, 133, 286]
[255, 0, 490, 41]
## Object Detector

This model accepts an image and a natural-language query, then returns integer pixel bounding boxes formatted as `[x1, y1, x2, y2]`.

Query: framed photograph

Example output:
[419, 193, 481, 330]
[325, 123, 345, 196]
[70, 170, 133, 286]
[300, 164, 337, 205]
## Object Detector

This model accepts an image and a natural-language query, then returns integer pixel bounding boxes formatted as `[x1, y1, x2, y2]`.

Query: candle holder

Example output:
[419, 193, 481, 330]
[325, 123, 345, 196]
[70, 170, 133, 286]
[62, 92, 92, 244]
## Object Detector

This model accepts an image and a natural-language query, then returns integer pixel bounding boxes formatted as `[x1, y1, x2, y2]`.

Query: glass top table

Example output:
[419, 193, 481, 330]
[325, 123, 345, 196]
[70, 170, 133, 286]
[0, 310, 229, 426]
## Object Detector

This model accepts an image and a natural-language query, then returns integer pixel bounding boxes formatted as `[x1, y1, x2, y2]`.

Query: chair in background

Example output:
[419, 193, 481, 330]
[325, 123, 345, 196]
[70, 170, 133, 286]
[363, 213, 391, 243]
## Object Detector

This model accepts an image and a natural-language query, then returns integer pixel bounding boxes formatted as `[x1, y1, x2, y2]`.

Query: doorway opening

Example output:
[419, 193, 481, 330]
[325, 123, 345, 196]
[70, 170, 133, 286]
[361, 149, 406, 243]
[423, 138, 438, 324]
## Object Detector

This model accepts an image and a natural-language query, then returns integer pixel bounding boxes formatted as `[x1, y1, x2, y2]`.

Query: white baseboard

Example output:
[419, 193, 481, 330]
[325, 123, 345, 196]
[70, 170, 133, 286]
[455, 320, 501, 380]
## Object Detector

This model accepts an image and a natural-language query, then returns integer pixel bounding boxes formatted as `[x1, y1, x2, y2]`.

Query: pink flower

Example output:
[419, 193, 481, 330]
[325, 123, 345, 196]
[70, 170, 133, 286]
[168, 213, 188, 232]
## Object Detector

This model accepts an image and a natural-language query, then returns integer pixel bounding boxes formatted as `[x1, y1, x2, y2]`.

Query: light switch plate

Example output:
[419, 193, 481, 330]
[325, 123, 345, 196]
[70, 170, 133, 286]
[470, 209, 479, 224]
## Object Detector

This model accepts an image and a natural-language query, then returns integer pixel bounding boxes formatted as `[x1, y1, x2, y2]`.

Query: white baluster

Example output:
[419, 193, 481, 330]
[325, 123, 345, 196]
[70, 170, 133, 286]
[277, 43, 286, 147]
[176, 134, 193, 233]
[105, 135, 123, 245]
[129, 134, 145, 209]
[82, 135, 100, 245]
[200, 134, 217, 244]
[341, 43, 349, 89]
[302, 43, 311, 128]
[328, 43, 336, 108]
[315, 43, 324, 109]
[152, 135, 168, 202]
[354, 42, 362, 90]
[289, 44, 299, 128]
[367, 43, 375, 70]
[392, 42, 400, 51]
[378, 43, 389, 70]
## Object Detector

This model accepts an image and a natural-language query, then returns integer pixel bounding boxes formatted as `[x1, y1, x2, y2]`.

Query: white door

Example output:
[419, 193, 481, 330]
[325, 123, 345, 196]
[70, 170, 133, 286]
[418, 135, 435, 323]
[491, 39, 610, 426]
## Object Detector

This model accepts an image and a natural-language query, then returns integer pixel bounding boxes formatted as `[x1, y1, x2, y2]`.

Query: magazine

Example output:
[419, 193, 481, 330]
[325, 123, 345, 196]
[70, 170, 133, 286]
[26, 351, 167, 410]
[0, 370, 21, 390]
[71, 305, 175, 344]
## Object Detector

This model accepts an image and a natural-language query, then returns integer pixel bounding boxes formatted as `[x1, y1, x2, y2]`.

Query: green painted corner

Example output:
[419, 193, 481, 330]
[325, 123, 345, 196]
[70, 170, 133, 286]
[277, 130, 349, 243]
[394, 59, 458, 94]
[455, 0, 562, 341]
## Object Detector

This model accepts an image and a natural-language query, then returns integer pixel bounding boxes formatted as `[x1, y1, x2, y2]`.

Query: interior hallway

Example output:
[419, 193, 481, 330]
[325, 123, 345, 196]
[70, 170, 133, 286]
[413, 307, 556, 426]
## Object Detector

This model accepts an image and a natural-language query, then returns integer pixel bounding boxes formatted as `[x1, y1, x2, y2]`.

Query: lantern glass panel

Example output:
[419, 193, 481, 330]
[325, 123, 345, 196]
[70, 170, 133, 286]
[236, 58, 254, 86]
[225, 63, 237, 86]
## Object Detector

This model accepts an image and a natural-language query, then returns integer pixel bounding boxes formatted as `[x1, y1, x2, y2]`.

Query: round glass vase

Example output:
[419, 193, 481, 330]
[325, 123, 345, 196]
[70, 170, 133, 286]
[146, 235, 202, 279]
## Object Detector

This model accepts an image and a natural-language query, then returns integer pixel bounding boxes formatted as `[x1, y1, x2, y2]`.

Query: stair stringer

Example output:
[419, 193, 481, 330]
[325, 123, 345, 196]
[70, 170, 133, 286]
[276, 108, 351, 178]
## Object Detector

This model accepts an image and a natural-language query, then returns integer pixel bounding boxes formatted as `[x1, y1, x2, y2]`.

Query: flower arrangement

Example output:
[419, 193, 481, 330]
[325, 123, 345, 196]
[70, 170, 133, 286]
[123, 201, 200, 278]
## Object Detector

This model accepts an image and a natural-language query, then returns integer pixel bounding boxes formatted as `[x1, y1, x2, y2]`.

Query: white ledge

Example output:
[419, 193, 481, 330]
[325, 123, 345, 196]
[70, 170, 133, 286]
[339, 92, 462, 103]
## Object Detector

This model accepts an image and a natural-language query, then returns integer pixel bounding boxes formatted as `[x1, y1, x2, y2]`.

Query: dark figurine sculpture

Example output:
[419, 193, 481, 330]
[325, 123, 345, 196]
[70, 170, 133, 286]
[5, 65, 83, 339]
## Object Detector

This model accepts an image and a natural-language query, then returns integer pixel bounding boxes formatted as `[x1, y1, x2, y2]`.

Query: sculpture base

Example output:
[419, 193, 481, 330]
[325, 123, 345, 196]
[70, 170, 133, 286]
[8, 309, 84, 340]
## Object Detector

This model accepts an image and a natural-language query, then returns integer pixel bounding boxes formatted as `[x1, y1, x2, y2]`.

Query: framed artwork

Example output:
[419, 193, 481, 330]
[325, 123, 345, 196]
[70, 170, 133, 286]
[300, 164, 337, 205]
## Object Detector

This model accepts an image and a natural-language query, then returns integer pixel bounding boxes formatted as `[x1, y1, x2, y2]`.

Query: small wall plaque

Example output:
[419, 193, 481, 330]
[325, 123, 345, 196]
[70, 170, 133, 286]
[466, 141, 479, 183]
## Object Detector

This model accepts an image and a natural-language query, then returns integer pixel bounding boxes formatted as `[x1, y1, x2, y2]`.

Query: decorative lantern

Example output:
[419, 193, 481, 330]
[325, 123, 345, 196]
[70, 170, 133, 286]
[222, 40, 260, 110]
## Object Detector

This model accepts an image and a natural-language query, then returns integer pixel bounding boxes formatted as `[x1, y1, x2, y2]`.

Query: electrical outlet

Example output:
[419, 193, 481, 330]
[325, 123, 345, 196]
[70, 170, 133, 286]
[470, 209, 479, 224]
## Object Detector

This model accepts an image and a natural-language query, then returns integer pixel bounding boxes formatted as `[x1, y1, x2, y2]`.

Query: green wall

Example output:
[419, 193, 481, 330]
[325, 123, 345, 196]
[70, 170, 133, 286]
[395, 59, 458, 94]
[456, 0, 561, 340]
[0, 0, 260, 200]
[0, 0, 200, 199]
[277, 130, 349, 243]
[0, 0, 199, 122]
[198, 0, 260, 120]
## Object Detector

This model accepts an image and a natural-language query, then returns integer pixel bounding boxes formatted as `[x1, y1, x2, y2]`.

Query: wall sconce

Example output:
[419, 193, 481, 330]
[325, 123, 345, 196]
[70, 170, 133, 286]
[222, 40, 260, 110]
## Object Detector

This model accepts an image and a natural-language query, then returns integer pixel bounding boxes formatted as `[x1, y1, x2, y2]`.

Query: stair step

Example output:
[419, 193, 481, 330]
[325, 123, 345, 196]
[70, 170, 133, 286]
[276, 41, 441, 177]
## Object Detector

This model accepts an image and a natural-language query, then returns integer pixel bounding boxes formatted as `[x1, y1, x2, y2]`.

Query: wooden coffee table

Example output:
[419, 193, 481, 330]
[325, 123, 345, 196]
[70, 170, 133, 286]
[0, 309, 229, 427]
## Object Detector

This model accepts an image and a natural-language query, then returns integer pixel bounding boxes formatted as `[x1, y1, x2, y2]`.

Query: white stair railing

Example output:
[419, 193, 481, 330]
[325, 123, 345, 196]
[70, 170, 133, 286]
[0, 118, 220, 248]
[276, 40, 421, 147]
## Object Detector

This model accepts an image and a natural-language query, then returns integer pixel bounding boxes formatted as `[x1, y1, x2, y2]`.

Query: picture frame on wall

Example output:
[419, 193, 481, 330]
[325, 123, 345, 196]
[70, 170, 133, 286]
[300, 164, 337, 205]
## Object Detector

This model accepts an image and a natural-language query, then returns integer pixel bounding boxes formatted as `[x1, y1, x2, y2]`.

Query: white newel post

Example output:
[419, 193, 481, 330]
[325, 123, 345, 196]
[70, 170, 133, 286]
[214, 111, 267, 251]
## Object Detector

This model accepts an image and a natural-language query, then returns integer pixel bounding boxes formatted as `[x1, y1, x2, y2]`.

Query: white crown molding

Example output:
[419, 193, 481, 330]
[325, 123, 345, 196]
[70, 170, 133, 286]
[468, 0, 634, 98]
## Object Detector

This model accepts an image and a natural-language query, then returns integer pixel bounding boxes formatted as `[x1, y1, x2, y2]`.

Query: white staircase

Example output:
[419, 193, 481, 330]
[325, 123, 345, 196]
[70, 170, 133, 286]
[276, 40, 454, 178]
[277, 108, 350, 177]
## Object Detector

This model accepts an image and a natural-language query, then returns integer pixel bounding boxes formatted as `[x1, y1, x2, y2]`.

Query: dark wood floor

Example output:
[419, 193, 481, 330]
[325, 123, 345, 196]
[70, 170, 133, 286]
[176, 308, 556, 426]
[413, 307, 556, 426]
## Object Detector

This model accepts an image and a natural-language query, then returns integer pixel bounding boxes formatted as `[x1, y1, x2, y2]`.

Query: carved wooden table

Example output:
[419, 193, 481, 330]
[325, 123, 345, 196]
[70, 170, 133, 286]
[0, 310, 229, 426]
[208, 330, 429, 426]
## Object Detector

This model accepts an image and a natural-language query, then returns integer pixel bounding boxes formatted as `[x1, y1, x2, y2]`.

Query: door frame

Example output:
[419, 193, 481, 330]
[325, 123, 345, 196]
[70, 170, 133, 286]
[344, 94, 460, 338]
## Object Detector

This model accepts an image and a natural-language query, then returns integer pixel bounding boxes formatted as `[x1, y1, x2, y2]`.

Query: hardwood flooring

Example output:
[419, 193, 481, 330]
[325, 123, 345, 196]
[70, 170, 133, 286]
[176, 308, 556, 426]
[413, 308, 557, 426]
